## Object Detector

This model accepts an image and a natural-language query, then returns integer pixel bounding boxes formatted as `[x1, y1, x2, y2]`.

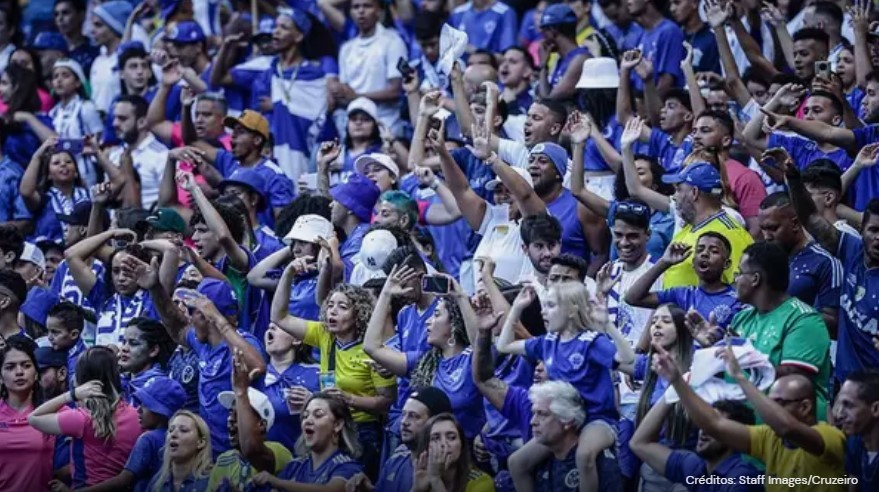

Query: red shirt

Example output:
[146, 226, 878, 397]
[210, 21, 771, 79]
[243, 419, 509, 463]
[170, 123, 232, 207]
[725, 159, 767, 220]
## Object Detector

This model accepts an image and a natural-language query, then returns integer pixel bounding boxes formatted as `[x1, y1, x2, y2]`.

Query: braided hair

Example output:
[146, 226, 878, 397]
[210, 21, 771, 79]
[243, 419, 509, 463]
[410, 299, 469, 388]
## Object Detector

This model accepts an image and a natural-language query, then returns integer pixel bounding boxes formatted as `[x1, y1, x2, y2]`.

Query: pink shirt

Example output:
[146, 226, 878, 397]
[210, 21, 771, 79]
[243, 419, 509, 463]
[58, 401, 142, 486]
[725, 159, 767, 220]
[0, 88, 54, 114]
[0, 401, 55, 491]
[170, 122, 232, 207]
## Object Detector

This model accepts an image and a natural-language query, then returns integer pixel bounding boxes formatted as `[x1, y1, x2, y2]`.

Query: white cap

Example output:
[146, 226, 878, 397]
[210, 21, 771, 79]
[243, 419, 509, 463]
[347, 97, 378, 122]
[355, 153, 400, 178]
[19, 243, 45, 270]
[284, 214, 334, 245]
[576, 58, 620, 89]
[485, 166, 533, 191]
[360, 229, 398, 271]
[218, 387, 275, 431]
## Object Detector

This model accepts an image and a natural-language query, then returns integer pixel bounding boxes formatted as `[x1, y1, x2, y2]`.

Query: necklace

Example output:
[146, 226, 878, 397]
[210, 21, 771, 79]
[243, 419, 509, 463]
[275, 59, 303, 104]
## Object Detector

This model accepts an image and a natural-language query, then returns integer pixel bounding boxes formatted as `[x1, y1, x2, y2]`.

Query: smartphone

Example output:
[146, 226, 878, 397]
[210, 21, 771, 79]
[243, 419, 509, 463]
[55, 138, 84, 154]
[422, 275, 450, 295]
[815, 61, 831, 79]
[396, 57, 415, 80]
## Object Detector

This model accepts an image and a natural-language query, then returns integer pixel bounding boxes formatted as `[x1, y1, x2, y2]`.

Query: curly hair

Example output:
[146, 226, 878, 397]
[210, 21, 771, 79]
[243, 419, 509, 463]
[410, 299, 469, 388]
[319, 284, 375, 341]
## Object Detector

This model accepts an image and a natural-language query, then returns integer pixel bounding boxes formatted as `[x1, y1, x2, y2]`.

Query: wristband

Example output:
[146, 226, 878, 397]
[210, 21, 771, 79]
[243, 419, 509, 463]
[70, 388, 77, 403]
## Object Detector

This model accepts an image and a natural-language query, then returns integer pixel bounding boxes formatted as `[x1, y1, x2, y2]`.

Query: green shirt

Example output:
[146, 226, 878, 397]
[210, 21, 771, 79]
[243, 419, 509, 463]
[732, 297, 831, 418]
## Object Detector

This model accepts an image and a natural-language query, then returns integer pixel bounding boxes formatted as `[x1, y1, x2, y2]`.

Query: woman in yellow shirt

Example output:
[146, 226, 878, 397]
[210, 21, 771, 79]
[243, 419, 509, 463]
[271, 264, 396, 480]
[412, 414, 495, 492]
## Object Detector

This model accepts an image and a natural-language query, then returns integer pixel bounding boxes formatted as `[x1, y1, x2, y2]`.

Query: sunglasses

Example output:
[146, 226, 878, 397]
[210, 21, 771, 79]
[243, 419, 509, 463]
[615, 201, 650, 218]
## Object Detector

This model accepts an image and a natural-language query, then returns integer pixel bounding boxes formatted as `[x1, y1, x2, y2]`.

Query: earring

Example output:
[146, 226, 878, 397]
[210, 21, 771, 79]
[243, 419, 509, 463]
[447, 337, 456, 348]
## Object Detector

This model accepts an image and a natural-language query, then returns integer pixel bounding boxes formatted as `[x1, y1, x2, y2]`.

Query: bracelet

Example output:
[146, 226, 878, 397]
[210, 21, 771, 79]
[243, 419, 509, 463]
[69, 388, 77, 403]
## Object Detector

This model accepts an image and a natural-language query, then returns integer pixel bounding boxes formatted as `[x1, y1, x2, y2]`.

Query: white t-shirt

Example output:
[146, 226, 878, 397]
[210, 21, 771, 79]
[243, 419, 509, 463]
[90, 47, 121, 114]
[473, 203, 525, 287]
[109, 133, 169, 210]
[338, 24, 408, 130]
[607, 257, 662, 405]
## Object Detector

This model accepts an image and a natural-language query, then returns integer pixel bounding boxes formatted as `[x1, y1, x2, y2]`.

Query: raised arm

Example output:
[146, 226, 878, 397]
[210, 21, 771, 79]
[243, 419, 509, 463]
[743, 83, 803, 152]
[635, 58, 662, 128]
[247, 247, 294, 292]
[616, 50, 641, 125]
[450, 63, 475, 139]
[496, 287, 534, 355]
[620, 118, 670, 212]
[707, 0, 751, 106]
[842, 143, 879, 194]
[568, 112, 611, 217]
[851, 0, 874, 89]
[653, 343, 752, 453]
[723, 343, 827, 456]
[124, 255, 192, 348]
[625, 243, 691, 308]
[28, 381, 105, 435]
[629, 399, 674, 475]
[727, 8, 780, 79]
[181, 171, 249, 271]
[418, 167, 462, 225]
[231, 348, 275, 473]
[13, 112, 57, 141]
[471, 298, 508, 411]
[762, 107, 857, 151]
[362, 266, 412, 378]
[435, 134, 488, 232]
[146, 57, 181, 143]
[784, 158, 840, 254]
[762, 3, 794, 69]
[65, 229, 135, 296]
[18, 138, 56, 212]
[270, 261, 312, 341]
[681, 43, 706, 117]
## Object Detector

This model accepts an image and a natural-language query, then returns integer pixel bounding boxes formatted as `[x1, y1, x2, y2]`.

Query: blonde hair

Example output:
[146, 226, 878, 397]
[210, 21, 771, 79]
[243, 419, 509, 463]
[547, 282, 595, 332]
[152, 411, 213, 492]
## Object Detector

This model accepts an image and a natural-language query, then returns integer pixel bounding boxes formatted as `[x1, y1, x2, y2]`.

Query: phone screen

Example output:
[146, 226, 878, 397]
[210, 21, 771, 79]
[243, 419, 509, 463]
[422, 275, 450, 294]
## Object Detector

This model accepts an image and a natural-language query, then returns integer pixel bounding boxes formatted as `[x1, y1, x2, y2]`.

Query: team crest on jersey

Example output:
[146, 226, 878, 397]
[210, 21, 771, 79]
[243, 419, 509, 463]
[485, 21, 497, 34]
[856, 286, 866, 302]
[713, 305, 733, 325]
[602, 125, 613, 139]
[181, 365, 195, 384]
[449, 367, 464, 383]
[565, 469, 580, 488]
[568, 353, 585, 368]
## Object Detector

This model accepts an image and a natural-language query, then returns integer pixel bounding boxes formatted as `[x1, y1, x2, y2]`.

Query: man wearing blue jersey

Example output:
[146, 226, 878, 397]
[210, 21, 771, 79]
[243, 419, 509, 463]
[450, 0, 518, 54]
[347, 387, 453, 492]
[758, 192, 842, 336]
[785, 160, 879, 387]
[627, 0, 685, 92]
[834, 370, 879, 492]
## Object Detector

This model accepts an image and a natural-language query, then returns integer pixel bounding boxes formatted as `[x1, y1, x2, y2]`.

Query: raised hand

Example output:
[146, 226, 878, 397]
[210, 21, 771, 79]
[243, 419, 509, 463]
[512, 284, 536, 312]
[121, 255, 159, 291]
[634, 56, 654, 81]
[402, 69, 421, 94]
[468, 122, 493, 161]
[91, 181, 114, 205]
[175, 169, 198, 192]
[382, 264, 419, 298]
[73, 380, 105, 401]
[758, 147, 794, 184]
[855, 142, 879, 168]
[424, 125, 446, 153]
[566, 111, 593, 145]
[760, 1, 785, 27]
[681, 41, 694, 70]
[289, 255, 318, 276]
[717, 338, 745, 380]
[620, 49, 642, 72]
[849, 0, 871, 35]
[473, 294, 504, 332]
[705, 0, 732, 29]
[595, 262, 621, 299]
[317, 140, 342, 171]
[346, 473, 375, 492]
[419, 90, 443, 118]
[169, 146, 206, 164]
[772, 83, 807, 111]
[160, 58, 183, 86]
[621, 117, 644, 149]
[759, 107, 792, 132]
[650, 343, 682, 383]
[661, 242, 693, 266]
[686, 310, 722, 347]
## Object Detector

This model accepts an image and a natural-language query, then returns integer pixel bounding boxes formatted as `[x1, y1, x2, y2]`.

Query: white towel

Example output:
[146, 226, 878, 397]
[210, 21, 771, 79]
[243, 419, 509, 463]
[438, 24, 468, 77]
[663, 339, 776, 404]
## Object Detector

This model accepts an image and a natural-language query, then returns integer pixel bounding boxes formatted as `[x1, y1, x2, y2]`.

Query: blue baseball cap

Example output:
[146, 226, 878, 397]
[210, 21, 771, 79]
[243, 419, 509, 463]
[35, 346, 68, 370]
[529, 142, 568, 178]
[540, 4, 577, 28]
[32, 32, 68, 52]
[277, 7, 312, 36]
[661, 162, 723, 194]
[329, 173, 381, 223]
[164, 21, 206, 44]
[22, 288, 60, 328]
[196, 278, 239, 318]
[134, 377, 186, 419]
[160, 0, 183, 19]
[117, 40, 146, 57]
[219, 168, 268, 211]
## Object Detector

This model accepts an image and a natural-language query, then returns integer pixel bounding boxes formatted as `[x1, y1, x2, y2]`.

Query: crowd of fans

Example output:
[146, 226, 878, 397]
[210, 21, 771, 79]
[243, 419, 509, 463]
[1, 0, 879, 491]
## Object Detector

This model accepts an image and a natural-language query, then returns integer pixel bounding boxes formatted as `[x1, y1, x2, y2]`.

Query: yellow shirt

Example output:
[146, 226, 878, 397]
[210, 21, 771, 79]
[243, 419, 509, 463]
[662, 211, 753, 288]
[748, 423, 847, 492]
[207, 441, 292, 491]
[466, 469, 495, 492]
[303, 321, 396, 423]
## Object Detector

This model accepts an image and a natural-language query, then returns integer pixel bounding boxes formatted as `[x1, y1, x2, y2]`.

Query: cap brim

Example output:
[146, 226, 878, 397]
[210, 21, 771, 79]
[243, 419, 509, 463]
[217, 391, 236, 410]
[223, 116, 244, 130]
[661, 174, 685, 185]
[485, 180, 501, 191]
[219, 180, 267, 211]
[55, 213, 85, 225]
[134, 389, 173, 418]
